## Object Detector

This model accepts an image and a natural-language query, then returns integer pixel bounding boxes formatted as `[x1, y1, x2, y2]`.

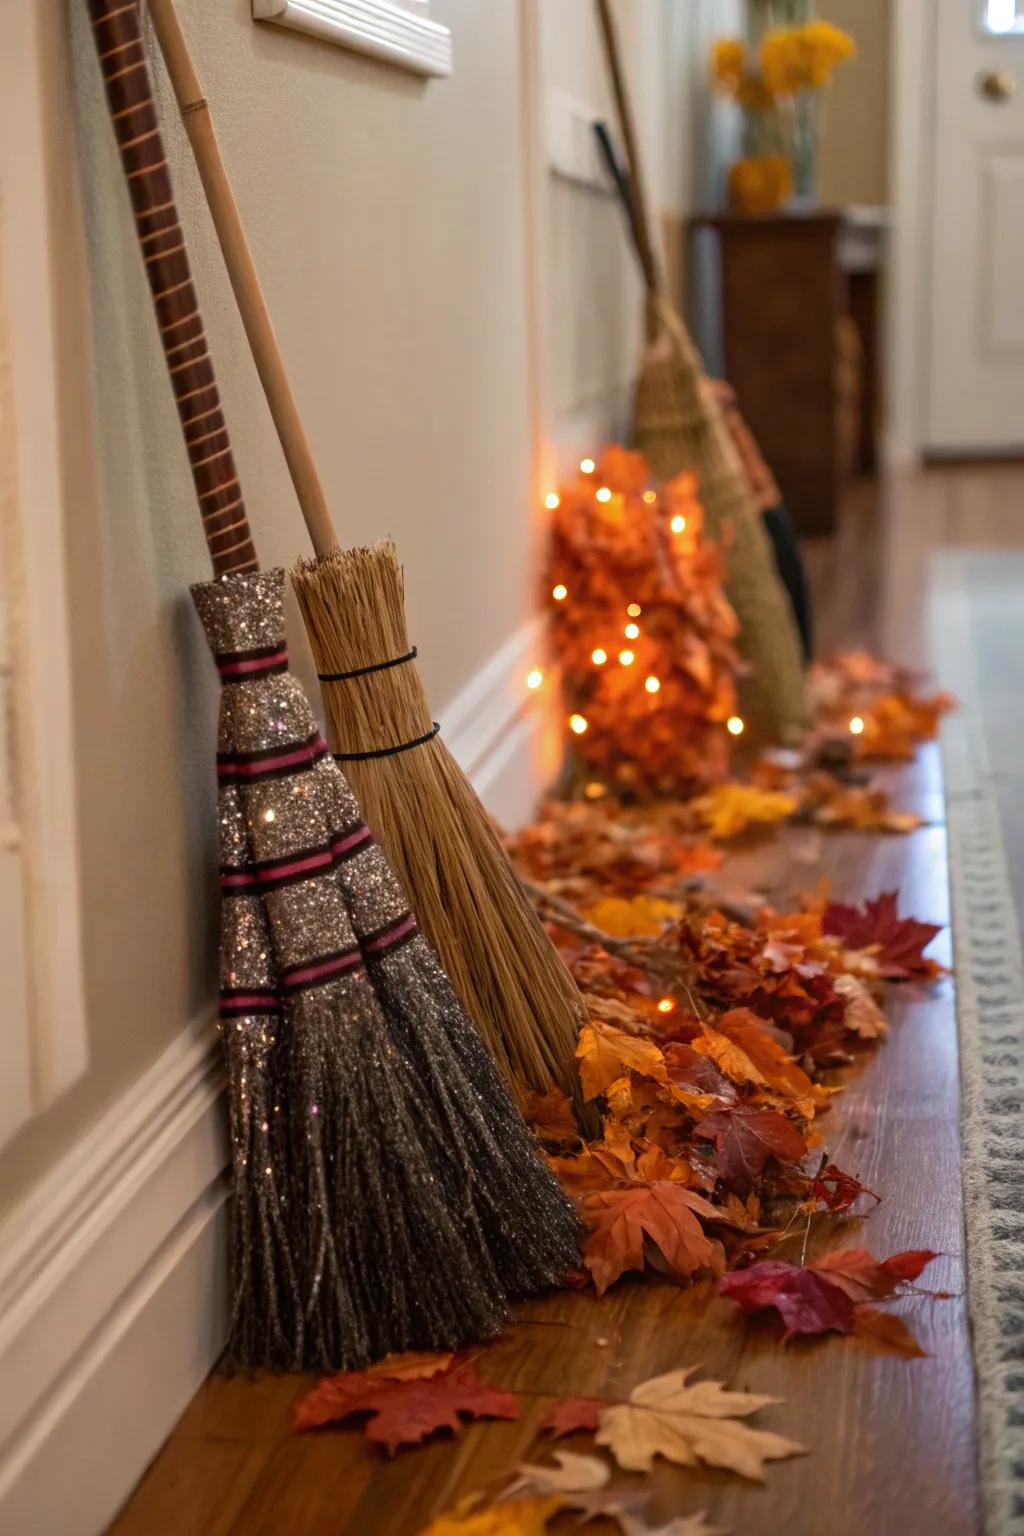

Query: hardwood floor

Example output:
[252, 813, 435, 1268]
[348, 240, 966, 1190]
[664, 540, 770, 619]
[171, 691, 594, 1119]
[109, 465, 1024, 1535]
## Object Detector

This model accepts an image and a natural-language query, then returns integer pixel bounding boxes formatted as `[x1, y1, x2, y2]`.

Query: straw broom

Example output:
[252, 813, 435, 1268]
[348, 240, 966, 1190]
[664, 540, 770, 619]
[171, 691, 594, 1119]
[145, 0, 590, 1119]
[88, 0, 580, 1371]
[594, 0, 812, 744]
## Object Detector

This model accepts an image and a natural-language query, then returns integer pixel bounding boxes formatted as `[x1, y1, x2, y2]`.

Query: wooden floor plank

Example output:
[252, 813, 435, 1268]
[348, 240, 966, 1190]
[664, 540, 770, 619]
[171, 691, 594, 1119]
[110, 465, 1024, 1535]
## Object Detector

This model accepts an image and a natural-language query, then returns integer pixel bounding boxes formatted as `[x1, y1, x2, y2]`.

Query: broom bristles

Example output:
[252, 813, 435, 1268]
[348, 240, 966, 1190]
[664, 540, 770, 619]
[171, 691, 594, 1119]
[292, 541, 587, 1111]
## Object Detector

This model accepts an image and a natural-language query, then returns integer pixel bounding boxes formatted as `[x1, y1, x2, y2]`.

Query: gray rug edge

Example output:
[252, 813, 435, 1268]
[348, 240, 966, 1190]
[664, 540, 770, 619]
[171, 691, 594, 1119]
[930, 549, 1024, 1536]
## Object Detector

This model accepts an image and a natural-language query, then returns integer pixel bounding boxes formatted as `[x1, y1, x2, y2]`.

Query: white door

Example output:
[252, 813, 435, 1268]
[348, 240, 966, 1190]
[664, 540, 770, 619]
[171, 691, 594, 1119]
[926, 0, 1024, 453]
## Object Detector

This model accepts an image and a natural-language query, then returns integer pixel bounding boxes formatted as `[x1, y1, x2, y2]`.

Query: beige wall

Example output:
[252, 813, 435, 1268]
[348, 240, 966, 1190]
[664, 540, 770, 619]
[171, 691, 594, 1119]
[819, 0, 891, 207]
[0, 0, 697, 1214]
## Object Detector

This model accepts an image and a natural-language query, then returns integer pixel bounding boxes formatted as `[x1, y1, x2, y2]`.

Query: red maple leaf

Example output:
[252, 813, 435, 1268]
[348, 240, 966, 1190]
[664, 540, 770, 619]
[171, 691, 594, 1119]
[719, 1260, 854, 1340]
[662, 1040, 736, 1101]
[694, 1106, 807, 1191]
[822, 891, 942, 979]
[539, 1396, 604, 1436]
[808, 1162, 879, 1214]
[581, 1180, 721, 1295]
[293, 1356, 519, 1452]
[813, 1246, 938, 1303]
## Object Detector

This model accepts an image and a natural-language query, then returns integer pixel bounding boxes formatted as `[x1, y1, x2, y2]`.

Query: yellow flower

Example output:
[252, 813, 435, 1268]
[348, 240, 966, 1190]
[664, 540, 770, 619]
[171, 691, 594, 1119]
[761, 21, 855, 94]
[727, 154, 793, 216]
[710, 37, 746, 92]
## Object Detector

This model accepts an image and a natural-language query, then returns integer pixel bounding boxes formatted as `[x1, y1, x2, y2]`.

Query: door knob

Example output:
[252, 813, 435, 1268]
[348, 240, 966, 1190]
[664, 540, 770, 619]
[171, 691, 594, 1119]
[978, 68, 1017, 101]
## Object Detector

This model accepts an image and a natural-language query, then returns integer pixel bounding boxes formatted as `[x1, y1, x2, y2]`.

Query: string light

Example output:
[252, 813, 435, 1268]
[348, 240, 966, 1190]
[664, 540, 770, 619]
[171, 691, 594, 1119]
[645, 676, 661, 694]
[849, 715, 865, 736]
[584, 781, 606, 800]
[525, 669, 543, 690]
[569, 713, 589, 735]
[670, 514, 687, 534]
[624, 622, 640, 640]
[595, 486, 612, 503]
[552, 583, 568, 601]
[579, 457, 596, 474]
[657, 997, 675, 1014]
[726, 715, 745, 736]
[643, 491, 657, 504]
[544, 492, 560, 510]
[619, 649, 635, 666]
[263, 808, 276, 823]
[626, 603, 642, 617]
[591, 648, 608, 666]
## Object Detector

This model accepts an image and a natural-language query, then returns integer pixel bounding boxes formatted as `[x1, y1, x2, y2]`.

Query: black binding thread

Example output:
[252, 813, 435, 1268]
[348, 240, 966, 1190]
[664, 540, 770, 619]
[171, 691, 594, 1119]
[333, 722, 441, 762]
[318, 646, 418, 683]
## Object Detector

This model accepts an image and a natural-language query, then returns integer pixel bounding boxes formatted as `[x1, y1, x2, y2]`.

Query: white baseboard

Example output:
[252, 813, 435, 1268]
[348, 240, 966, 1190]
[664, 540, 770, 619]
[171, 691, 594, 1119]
[0, 616, 551, 1534]
[0, 1023, 228, 1536]
[442, 614, 550, 829]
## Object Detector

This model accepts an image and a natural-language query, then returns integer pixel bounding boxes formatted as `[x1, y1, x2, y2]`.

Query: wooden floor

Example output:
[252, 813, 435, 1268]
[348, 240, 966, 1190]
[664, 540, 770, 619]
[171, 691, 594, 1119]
[110, 465, 1024, 1536]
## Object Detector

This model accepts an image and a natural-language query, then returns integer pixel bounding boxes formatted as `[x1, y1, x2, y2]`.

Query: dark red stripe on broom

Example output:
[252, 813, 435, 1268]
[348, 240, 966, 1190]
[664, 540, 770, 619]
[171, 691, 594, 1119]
[216, 732, 328, 782]
[216, 644, 289, 681]
[220, 823, 375, 892]
[280, 946, 364, 996]
[219, 988, 281, 1019]
[360, 912, 420, 959]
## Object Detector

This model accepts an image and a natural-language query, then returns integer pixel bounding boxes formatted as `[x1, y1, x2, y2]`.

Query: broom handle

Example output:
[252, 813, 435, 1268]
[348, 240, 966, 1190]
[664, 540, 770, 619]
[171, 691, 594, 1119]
[86, 0, 258, 577]
[593, 0, 664, 301]
[145, 0, 340, 560]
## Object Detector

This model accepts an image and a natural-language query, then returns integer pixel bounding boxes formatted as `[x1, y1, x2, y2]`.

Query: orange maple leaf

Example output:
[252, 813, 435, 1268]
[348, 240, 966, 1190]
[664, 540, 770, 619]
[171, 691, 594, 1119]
[712, 1009, 829, 1114]
[582, 1181, 722, 1295]
[522, 1086, 581, 1144]
[577, 1020, 669, 1101]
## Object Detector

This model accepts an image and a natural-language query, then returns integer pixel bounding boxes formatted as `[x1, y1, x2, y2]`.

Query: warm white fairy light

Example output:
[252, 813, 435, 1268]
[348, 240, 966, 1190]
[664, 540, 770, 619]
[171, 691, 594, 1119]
[526, 669, 543, 690]
[670, 514, 687, 534]
[591, 648, 608, 666]
[595, 486, 612, 503]
[580, 457, 596, 474]
[657, 996, 676, 1013]
[619, 649, 635, 666]
[584, 781, 606, 800]
[643, 491, 657, 504]
[645, 676, 661, 694]
[726, 715, 745, 736]
[626, 603, 642, 618]
[624, 622, 640, 640]
[569, 713, 589, 735]
[263, 808, 276, 823]
[544, 492, 560, 510]
[849, 715, 865, 735]
[552, 583, 568, 601]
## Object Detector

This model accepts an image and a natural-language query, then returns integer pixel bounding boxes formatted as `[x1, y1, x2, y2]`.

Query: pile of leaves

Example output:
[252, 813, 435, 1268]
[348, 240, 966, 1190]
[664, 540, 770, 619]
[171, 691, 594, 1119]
[520, 890, 940, 1311]
[543, 445, 740, 798]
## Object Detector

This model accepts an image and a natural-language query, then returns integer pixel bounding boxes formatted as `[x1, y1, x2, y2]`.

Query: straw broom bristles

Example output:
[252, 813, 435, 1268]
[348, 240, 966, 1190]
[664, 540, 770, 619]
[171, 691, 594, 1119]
[292, 540, 588, 1113]
[635, 298, 812, 743]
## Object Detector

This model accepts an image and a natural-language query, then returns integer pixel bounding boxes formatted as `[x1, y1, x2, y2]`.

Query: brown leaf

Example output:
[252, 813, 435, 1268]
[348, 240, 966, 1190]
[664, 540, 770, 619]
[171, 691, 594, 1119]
[522, 1087, 580, 1144]
[539, 1397, 604, 1437]
[812, 1247, 938, 1303]
[582, 1181, 722, 1295]
[852, 1306, 928, 1358]
[695, 1106, 807, 1191]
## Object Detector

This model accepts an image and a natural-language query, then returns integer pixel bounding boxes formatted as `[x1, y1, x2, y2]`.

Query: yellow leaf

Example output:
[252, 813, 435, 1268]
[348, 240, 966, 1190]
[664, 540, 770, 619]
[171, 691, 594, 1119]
[690, 784, 798, 841]
[582, 894, 683, 938]
[595, 1367, 805, 1479]
[577, 1019, 669, 1101]
[420, 1494, 564, 1535]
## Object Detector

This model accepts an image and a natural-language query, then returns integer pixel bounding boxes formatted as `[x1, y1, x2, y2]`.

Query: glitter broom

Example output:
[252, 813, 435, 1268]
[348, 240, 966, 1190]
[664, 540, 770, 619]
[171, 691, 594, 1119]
[87, 0, 580, 1369]
[143, 0, 591, 1123]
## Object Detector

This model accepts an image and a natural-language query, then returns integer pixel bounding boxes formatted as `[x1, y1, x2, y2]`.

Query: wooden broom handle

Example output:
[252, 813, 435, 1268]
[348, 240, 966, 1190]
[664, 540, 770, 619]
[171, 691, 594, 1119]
[144, 0, 340, 560]
[86, 0, 258, 576]
[593, 0, 663, 300]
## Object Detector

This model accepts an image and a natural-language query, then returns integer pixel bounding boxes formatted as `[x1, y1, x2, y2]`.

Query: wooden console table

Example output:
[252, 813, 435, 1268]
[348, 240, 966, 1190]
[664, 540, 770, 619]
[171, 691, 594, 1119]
[688, 208, 885, 536]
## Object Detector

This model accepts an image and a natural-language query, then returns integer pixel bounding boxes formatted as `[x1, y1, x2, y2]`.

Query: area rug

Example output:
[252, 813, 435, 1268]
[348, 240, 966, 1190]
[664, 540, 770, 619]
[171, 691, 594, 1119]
[931, 550, 1024, 1536]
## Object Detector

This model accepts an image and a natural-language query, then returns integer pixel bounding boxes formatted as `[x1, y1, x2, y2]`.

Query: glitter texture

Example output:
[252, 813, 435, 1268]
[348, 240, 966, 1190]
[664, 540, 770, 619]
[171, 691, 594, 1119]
[193, 571, 581, 1370]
